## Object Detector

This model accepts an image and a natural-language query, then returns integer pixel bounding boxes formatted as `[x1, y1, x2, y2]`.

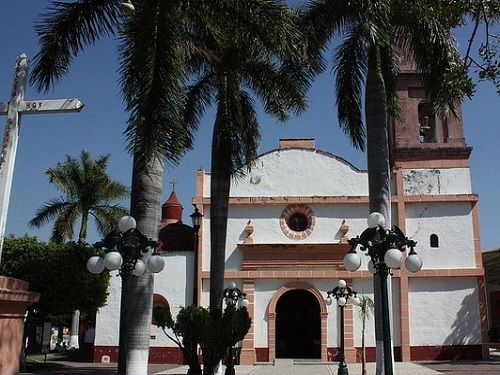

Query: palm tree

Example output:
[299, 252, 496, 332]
[182, 2, 308, 312]
[30, 149, 128, 350]
[357, 295, 375, 375]
[31, 1, 307, 373]
[302, 1, 473, 373]
[30, 150, 128, 243]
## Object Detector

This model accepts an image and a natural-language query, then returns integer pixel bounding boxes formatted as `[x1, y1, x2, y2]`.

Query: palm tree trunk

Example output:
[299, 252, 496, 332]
[71, 212, 89, 349]
[123, 154, 163, 375]
[209, 122, 232, 311]
[362, 318, 366, 375]
[365, 46, 392, 375]
[78, 211, 89, 244]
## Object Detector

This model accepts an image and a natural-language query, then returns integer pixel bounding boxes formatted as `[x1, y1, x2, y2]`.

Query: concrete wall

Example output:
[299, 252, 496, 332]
[403, 168, 471, 195]
[94, 252, 194, 349]
[408, 277, 481, 345]
[405, 203, 475, 269]
[203, 149, 370, 197]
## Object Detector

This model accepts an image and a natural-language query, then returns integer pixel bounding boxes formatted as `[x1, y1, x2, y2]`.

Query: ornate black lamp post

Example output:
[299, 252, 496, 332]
[87, 216, 164, 375]
[223, 282, 249, 375]
[190, 205, 203, 306]
[342, 212, 423, 375]
[326, 280, 359, 375]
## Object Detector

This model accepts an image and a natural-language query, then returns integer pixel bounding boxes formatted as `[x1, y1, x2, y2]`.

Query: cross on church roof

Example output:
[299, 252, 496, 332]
[169, 178, 178, 191]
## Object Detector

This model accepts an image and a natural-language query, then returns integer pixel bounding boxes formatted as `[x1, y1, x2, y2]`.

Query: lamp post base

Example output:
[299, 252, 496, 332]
[337, 363, 349, 375]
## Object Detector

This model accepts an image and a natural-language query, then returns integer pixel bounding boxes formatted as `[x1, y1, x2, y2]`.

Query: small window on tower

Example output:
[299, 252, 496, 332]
[418, 101, 437, 143]
[430, 234, 439, 248]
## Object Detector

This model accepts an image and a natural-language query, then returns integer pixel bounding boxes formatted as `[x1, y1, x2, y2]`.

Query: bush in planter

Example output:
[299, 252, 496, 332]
[154, 304, 251, 375]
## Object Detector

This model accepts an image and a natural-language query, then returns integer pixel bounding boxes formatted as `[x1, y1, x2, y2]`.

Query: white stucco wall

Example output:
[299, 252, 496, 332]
[352, 278, 401, 347]
[150, 252, 195, 348]
[203, 149, 371, 197]
[409, 277, 481, 345]
[94, 271, 121, 346]
[403, 168, 471, 195]
[94, 252, 194, 348]
[405, 203, 475, 269]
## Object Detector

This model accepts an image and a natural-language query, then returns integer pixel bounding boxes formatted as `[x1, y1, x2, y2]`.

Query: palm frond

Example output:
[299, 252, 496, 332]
[119, 0, 191, 166]
[50, 203, 81, 243]
[334, 22, 369, 151]
[31, 0, 124, 92]
[183, 71, 216, 131]
[242, 59, 307, 121]
[379, 45, 400, 120]
[91, 205, 128, 237]
[29, 198, 71, 228]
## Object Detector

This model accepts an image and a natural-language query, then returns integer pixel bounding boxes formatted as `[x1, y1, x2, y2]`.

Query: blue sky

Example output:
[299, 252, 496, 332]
[0, 1, 499, 250]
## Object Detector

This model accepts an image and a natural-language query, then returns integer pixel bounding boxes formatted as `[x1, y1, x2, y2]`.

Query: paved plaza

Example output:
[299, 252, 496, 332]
[21, 355, 500, 375]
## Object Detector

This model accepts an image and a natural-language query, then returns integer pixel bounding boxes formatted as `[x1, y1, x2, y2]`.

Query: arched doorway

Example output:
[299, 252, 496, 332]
[276, 289, 321, 359]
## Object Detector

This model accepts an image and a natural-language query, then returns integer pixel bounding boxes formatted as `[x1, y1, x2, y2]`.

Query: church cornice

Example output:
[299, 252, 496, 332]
[193, 193, 478, 206]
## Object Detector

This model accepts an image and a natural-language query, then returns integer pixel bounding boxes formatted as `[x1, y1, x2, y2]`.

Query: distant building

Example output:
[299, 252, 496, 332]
[482, 248, 500, 332]
[93, 60, 488, 363]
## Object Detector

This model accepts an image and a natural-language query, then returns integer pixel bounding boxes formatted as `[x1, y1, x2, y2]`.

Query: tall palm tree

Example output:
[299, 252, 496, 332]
[302, 0, 473, 372]
[182, 1, 308, 312]
[30, 149, 128, 350]
[31, 2, 191, 373]
[30, 150, 128, 243]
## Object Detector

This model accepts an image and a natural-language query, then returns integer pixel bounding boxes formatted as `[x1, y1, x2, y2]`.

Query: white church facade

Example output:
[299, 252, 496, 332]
[93, 62, 488, 364]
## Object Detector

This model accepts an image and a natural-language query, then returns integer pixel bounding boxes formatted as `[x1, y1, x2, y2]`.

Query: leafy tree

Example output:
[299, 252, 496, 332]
[29, 150, 128, 244]
[357, 296, 375, 375]
[154, 304, 251, 375]
[0, 235, 110, 317]
[302, 1, 472, 372]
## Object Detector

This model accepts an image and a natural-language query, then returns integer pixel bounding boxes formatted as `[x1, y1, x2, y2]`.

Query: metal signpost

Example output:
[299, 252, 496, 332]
[0, 54, 84, 262]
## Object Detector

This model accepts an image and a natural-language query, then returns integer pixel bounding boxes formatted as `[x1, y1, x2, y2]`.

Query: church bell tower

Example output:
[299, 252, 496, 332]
[389, 55, 472, 164]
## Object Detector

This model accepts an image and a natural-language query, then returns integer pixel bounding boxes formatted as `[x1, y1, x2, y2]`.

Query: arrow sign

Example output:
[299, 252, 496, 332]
[0, 54, 84, 262]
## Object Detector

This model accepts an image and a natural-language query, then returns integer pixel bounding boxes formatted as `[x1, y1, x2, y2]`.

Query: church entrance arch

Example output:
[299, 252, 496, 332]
[268, 282, 327, 362]
[276, 289, 320, 358]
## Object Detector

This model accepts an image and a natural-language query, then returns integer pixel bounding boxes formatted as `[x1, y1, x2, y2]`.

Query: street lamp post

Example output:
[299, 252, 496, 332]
[190, 205, 203, 306]
[223, 282, 250, 375]
[342, 212, 423, 375]
[86, 216, 165, 375]
[325, 280, 360, 375]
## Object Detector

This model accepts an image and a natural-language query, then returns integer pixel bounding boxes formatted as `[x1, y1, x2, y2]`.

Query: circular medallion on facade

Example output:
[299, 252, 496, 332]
[280, 204, 315, 240]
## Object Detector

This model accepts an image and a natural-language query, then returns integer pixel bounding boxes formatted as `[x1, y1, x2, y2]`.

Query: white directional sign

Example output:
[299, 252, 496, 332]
[0, 54, 84, 262]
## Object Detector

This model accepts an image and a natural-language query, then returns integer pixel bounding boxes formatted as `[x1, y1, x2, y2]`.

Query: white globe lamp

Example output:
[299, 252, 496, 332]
[343, 251, 361, 271]
[337, 297, 347, 307]
[104, 251, 123, 271]
[133, 259, 146, 276]
[338, 279, 347, 289]
[118, 216, 136, 233]
[121, 1, 135, 13]
[325, 297, 333, 306]
[405, 251, 423, 273]
[384, 248, 403, 269]
[87, 256, 105, 274]
[147, 255, 165, 273]
[352, 296, 360, 305]
[367, 212, 385, 228]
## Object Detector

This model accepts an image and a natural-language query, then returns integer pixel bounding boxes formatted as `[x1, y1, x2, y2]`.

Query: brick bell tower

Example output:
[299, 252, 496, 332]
[389, 54, 472, 164]
[388, 53, 489, 361]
